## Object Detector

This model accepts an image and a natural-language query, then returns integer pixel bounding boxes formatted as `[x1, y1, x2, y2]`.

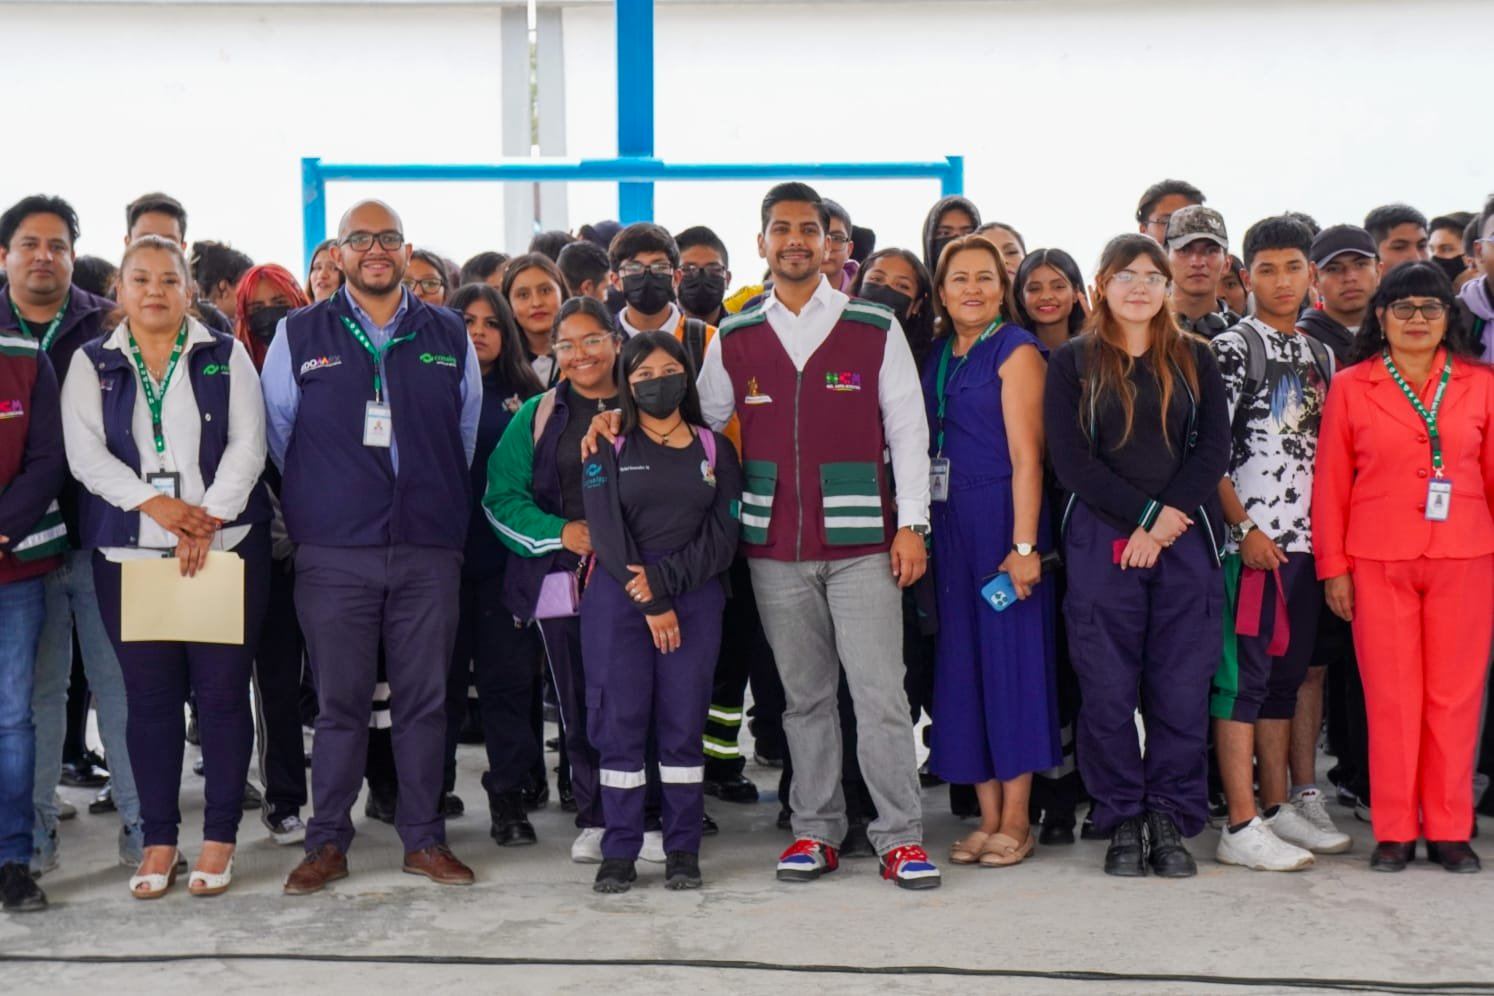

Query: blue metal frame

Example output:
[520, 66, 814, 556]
[300, 0, 964, 267]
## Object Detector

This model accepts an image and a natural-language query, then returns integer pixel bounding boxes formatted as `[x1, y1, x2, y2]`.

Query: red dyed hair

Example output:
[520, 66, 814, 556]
[234, 263, 310, 369]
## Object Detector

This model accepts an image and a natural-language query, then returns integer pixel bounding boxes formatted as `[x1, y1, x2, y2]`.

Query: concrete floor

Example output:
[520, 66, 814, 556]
[5, 734, 1494, 996]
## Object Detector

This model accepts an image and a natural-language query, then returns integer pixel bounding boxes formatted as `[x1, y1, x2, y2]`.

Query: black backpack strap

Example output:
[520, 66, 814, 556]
[683, 318, 707, 376]
[1228, 322, 1266, 444]
[1303, 333, 1335, 387]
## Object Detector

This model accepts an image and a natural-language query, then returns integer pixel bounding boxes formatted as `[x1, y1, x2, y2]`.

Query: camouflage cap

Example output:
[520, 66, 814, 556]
[1165, 205, 1229, 251]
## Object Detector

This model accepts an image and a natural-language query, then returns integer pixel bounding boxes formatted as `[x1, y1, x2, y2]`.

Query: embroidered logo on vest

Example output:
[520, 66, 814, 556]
[744, 376, 773, 405]
[420, 352, 459, 368]
[0, 399, 23, 419]
[825, 371, 862, 392]
[300, 355, 342, 375]
[201, 363, 230, 376]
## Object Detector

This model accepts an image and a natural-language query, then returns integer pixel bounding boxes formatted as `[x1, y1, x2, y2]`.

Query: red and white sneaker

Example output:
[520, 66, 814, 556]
[776, 838, 839, 883]
[880, 844, 942, 890]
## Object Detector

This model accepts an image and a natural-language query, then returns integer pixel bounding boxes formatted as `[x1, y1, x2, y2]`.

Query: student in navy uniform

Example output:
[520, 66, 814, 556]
[580, 331, 742, 892]
[61, 237, 271, 898]
[264, 200, 482, 895]
[0, 318, 67, 913]
[0, 194, 144, 873]
[483, 296, 633, 865]
[1044, 233, 1231, 878]
[446, 282, 546, 846]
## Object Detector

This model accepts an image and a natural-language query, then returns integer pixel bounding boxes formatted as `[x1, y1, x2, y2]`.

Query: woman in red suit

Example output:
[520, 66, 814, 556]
[1313, 261, 1494, 873]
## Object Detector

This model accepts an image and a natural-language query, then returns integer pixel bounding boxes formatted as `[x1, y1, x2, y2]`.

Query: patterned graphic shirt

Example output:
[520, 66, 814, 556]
[1211, 316, 1329, 553]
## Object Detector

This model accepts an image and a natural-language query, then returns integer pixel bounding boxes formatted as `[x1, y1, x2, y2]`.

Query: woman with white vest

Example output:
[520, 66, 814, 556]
[61, 235, 270, 899]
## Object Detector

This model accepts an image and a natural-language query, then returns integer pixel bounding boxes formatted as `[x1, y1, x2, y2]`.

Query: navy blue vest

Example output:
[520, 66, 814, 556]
[76, 328, 272, 549]
[280, 290, 470, 549]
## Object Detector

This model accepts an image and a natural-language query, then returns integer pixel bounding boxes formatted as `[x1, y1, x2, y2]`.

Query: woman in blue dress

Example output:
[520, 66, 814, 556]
[922, 235, 1060, 868]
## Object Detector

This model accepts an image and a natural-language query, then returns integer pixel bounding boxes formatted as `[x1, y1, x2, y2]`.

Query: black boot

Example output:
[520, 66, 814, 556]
[1038, 811, 1076, 846]
[1103, 817, 1146, 877]
[1370, 840, 1416, 872]
[1427, 840, 1481, 873]
[489, 792, 537, 847]
[1145, 811, 1196, 878]
[364, 783, 397, 824]
[593, 858, 637, 894]
[440, 792, 465, 819]
[703, 773, 760, 804]
[522, 777, 549, 812]
[665, 851, 702, 890]
[0, 862, 47, 913]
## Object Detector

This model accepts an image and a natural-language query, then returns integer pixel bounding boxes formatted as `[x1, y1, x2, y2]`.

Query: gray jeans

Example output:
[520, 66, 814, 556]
[749, 553, 923, 853]
[33, 549, 141, 850]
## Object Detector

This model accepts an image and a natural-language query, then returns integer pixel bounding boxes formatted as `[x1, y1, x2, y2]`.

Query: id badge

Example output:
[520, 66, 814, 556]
[1426, 478, 1452, 522]
[146, 472, 181, 499]
[363, 401, 393, 448]
[930, 457, 951, 502]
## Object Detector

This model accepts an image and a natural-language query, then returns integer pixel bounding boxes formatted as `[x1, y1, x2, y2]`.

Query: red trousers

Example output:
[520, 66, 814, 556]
[1351, 555, 1494, 842]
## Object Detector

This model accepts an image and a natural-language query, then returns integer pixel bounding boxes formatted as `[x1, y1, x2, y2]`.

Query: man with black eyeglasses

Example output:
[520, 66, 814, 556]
[676, 226, 732, 327]
[821, 200, 856, 292]
[1137, 179, 1205, 244]
[1166, 206, 1240, 338]
[609, 222, 718, 373]
[262, 199, 483, 896]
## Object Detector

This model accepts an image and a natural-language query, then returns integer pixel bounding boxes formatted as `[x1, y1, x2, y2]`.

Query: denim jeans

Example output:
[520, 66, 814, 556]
[0, 578, 47, 866]
[749, 554, 924, 854]
[32, 549, 141, 854]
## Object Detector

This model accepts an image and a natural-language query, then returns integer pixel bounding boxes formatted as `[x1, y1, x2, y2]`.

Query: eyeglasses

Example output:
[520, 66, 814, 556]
[552, 334, 614, 357]
[1110, 270, 1168, 288]
[1146, 214, 1174, 228]
[616, 261, 674, 278]
[1388, 301, 1447, 321]
[341, 230, 405, 252]
[681, 263, 727, 279]
[404, 277, 445, 295]
[826, 233, 852, 246]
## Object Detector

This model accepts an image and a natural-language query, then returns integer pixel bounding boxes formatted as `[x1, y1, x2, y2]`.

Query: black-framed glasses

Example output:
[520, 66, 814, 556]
[1388, 301, 1446, 321]
[342, 230, 405, 252]
[404, 277, 445, 295]
[826, 233, 852, 246]
[617, 261, 674, 278]
[681, 263, 727, 279]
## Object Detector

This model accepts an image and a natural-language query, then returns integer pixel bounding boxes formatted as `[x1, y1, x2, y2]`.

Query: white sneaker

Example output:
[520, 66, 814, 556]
[1287, 790, 1352, 854]
[571, 827, 605, 864]
[639, 830, 665, 864]
[1216, 816, 1315, 871]
[1268, 803, 1351, 855]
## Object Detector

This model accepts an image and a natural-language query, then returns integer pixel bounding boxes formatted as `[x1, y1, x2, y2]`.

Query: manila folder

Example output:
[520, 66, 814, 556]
[120, 551, 244, 645]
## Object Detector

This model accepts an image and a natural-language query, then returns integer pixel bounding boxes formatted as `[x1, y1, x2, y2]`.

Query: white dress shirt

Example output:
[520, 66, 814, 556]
[697, 275, 931, 528]
[618, 301, 682, 338]
[61, 317, 267, 561]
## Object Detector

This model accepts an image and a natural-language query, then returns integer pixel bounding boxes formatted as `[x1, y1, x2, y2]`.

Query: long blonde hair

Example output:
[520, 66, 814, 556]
[1083, 234, 1200, 449]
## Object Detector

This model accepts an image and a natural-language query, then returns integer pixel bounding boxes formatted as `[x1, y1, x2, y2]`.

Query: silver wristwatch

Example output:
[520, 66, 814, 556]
[1230, 519, 1258, 544]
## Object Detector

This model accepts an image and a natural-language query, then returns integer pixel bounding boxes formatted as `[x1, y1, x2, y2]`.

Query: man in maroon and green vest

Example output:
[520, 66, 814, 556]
[697, 183, 939, 890]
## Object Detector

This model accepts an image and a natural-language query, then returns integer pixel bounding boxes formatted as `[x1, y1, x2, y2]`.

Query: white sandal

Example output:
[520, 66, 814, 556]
[129, 849, 181, 900]
[189, 854, 235, 897]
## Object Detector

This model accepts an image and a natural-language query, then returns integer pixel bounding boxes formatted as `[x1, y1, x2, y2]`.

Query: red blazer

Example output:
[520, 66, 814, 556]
[1312, 350, 1494, 578]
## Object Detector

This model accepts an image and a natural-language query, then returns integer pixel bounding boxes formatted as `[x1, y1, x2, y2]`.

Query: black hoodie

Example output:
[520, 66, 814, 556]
[1295, 307, 1356, 364]
[921, 195, 982, 272]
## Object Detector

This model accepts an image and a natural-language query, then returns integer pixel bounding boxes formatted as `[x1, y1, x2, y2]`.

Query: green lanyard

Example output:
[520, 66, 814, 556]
[1382, 348, 1453, 478]
[338, 315, 416, 402]
[10, 292, 69, 351]
[126, 320, 190, 455]
[933, 319, 1002, 455]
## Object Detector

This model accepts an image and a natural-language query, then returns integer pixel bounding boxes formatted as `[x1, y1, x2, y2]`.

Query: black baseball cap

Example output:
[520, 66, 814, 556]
[1311, 225, 1378, 267]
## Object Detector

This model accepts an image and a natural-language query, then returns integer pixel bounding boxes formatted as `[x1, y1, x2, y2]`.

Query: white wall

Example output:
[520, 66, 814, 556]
[2, 0, 1489, 287]
[563, 0, 1492, 283]
[0, 2, 508, 273]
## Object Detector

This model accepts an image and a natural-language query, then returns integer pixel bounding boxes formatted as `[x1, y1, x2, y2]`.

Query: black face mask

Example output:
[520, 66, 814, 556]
[248, 305, 290, 342]
[631, 372, 688, 419]
[928, 236, 955, 268]
[857, 282, 914, 326]
[678, 270, 726, 317]
[1432, 255, 1467, 284]
[622, 271, 675, 315]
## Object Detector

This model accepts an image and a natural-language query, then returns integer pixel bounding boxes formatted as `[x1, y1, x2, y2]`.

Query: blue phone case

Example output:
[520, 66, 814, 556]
[980, 572, 1018, 613]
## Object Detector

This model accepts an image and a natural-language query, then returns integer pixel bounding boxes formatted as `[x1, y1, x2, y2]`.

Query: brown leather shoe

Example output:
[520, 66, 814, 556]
[283, 844, 348, 895]
[402, 844, 475, 885]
